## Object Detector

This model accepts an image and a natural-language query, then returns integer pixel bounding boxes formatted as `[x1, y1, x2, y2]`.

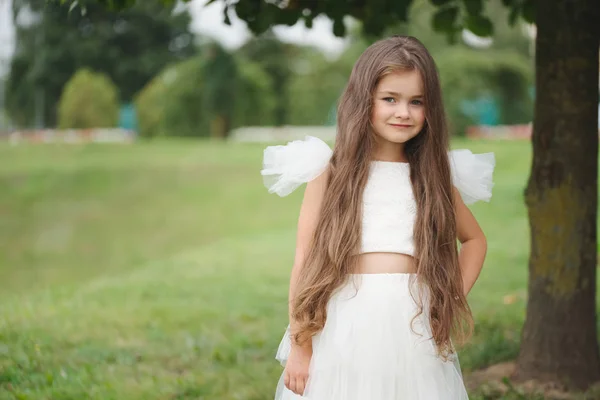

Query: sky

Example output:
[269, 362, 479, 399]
[0, 0, 349, 77]
[0, 0, 15, 76]
[186, 0, 348, 55]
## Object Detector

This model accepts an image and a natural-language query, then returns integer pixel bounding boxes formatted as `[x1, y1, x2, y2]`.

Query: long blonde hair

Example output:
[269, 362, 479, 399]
[291, 36, 473, 357]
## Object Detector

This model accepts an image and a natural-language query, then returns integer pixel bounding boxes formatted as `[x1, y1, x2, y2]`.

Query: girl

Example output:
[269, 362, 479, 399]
[261, 35, 494, 400]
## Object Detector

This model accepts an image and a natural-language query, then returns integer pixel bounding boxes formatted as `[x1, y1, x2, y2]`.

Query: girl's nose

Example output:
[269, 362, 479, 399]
[394, 102, 410, 119]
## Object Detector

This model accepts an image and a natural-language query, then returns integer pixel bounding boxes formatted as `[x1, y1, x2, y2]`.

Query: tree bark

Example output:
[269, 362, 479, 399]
[514, 0, 600, 390]
[210, 114, 230, 139]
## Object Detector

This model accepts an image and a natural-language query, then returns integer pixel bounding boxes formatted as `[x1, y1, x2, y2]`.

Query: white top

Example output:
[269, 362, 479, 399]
[261, 136, 495, 256]
[362, 161, 416, 255]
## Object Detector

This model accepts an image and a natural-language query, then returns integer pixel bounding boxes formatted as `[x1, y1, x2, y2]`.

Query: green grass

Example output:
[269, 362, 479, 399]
[0, 138, 597, 399]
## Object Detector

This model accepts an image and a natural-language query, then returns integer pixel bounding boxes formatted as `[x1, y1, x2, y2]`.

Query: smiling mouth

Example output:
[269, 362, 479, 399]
[390, 124, 412, 128]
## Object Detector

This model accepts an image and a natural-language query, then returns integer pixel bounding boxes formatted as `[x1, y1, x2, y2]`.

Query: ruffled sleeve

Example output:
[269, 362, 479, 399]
[261, 135, 333, 197]
[449, 149, 495, 205]
[275, 324, 292, 366]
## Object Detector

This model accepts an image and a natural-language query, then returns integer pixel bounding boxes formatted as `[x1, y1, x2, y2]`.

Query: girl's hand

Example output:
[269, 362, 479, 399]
[284, 345, 312, 395]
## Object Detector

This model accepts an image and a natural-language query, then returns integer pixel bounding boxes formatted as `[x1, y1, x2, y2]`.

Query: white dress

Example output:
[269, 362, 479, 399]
[261, 136, 495, 400]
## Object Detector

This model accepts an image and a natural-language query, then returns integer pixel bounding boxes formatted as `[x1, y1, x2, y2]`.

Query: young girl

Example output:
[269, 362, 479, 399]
[261, 35, 494, 400]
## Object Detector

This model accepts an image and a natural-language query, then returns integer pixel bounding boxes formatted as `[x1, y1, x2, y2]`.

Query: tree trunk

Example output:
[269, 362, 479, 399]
[514, 0, 600, 390]
[210, 114, 230, 139]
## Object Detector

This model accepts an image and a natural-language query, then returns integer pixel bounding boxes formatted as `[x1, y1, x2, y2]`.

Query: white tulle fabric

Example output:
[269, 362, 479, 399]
[449, 149, 495, 205]
[274, 274, 469, 400]
[261, 136, 333, 197]
[261, 135, 495, 204]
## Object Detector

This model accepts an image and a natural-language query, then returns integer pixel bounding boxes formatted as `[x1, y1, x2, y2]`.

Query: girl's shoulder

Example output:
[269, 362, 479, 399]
[261, 136, 333, 197]
[449, 149, 496, 205]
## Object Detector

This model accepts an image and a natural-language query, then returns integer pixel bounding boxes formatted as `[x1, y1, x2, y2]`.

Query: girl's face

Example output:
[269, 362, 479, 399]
[371, 69, 426, 153]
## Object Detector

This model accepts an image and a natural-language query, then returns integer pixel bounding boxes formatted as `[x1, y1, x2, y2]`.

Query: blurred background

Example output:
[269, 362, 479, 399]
[0, 0, 537, 140]
[0, 0, 598, 399]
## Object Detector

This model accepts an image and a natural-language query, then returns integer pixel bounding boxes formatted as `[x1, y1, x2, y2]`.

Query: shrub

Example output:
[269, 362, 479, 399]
[58, 69, 119, 129]
[135, 50, 277, 138]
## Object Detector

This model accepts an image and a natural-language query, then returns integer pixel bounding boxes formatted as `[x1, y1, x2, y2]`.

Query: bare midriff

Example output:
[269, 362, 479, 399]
[355, 252, 417, 274]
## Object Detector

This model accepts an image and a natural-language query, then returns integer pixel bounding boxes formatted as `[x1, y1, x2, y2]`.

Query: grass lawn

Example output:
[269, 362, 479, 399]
[0, 137, 598, 399]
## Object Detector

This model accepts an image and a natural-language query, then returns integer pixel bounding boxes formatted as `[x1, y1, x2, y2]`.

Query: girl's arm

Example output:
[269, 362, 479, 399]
[453, 187, 488, 296]
[288, 167, 330, 350]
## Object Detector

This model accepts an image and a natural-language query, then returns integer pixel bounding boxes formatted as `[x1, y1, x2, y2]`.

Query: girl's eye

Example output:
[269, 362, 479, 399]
[411, 99, 423, 106]
[383, 97, 396, 103]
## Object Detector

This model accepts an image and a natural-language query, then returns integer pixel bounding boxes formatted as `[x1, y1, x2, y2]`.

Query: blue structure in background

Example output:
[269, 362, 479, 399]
[119, 103, 138, 134]
[460, 95, 500, 126]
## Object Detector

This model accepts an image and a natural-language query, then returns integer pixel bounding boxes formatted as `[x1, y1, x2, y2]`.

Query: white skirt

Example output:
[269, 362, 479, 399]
[274, 273, 469, 400]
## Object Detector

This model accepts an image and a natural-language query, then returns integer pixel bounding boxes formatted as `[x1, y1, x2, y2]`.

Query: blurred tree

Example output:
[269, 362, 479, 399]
[287, 46, 355, 125]
[133, 76, 167, 139]
[436, 48, 533, 135]
[381, 0, 533, 57]
[134, 56, 205, 139]
[201, 43, 237, 138]
[134, 47, 276, 138]
[238, 32, 301, 126]
[58, 68, 119, 128]
[66, 0, 600, 391]
[6, 0, 195, 127]
[233, 56, 277, 127]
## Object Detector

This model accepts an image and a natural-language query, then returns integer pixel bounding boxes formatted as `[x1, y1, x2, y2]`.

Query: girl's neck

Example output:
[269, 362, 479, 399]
[371, 147, 409, 163]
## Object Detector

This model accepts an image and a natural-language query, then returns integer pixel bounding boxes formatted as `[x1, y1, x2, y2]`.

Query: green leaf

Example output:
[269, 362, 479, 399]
[223, 4, 231, 25]
[333, 17, 346, 37]
[249, 4, 285, 34]
[275, 9, 300, 26]
[445, 27, 461, 45]
[304, 15, 314, 29]
[233, 0, 258, 22]
[430, 0, 455, 6]
[68, 0, 78, 14]
[462, 0, 483, 15]
[465, 14, 493, 37]
[508, 5, 520, 25]
[432, 6, 459, 32]
[522, 0, 535, 23]
[390, 1, 411, 21]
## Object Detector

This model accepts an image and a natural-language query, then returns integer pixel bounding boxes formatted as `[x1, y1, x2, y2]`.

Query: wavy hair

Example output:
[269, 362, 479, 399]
[291, 36, 473, 358]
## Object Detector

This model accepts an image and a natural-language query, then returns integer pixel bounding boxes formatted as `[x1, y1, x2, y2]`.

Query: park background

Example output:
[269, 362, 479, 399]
[0, 0, 599, 399]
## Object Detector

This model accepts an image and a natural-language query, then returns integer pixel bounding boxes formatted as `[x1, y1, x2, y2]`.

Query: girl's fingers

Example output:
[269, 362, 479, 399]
[283, 371, 292, 392]
[284, 368, 309, 395]
[288, 376, 298, 394]
[298, 376, 306, 395]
